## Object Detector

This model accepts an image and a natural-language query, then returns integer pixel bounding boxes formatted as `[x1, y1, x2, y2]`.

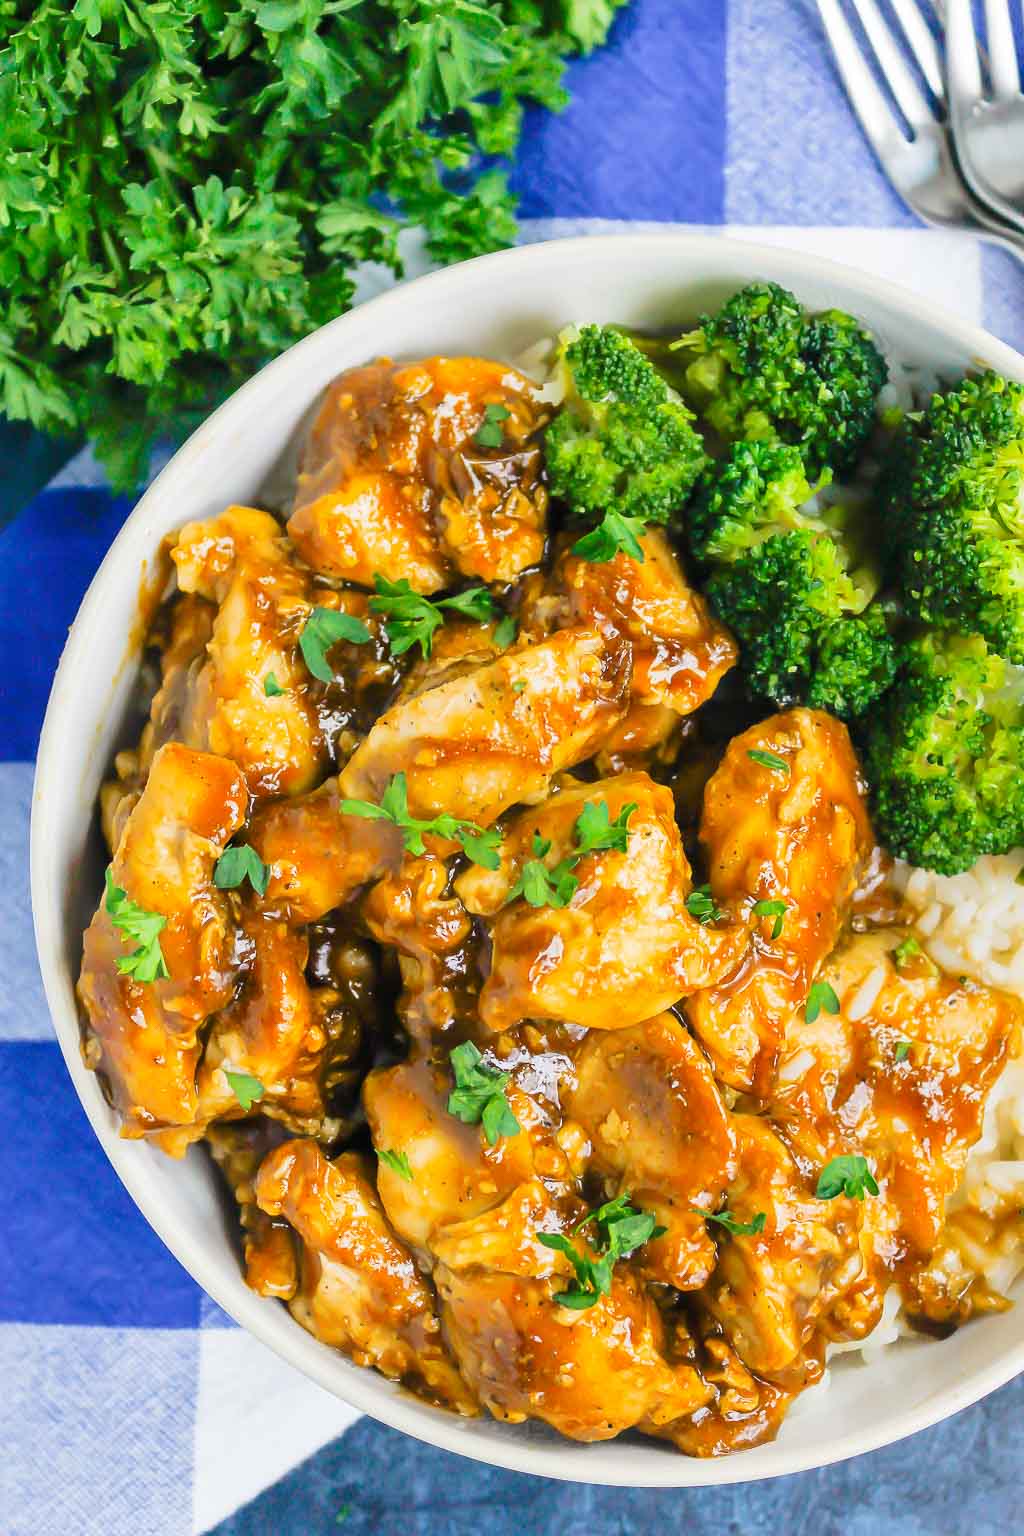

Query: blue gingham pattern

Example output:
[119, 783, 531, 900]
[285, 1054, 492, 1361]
[5, 3, 1024, 1530]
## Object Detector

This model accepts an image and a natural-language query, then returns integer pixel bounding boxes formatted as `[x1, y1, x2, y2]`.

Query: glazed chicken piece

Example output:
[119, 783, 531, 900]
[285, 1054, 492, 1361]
[772, 928, 1019, 1273]
[702, 1114, 879, 1377]
[363, 1053, 548, 1253]
[289, 357, 549, 591]
[522, 530, 737, 762]
[248, 777, 401, 924]
[456, 773, 745, 1033]
[77, 743, 247, 1146]
[361, 857, 478, 1040]
[250, 629, 628, 924]
[436, 1264, 709, 1441]
[686, 709, 873, 1094]
[393, 617, 503, 704]
[339, 627, 630, 829]
[170, 505, 325, 798]
[100, 594, 216, 851]
[568, 1013, 737, 1290]
[207, 1119, 298, 1299]
[255, 1139, 475, 1412]
[656, 1333, 800, 1458]
[192, 916, 348, 1145]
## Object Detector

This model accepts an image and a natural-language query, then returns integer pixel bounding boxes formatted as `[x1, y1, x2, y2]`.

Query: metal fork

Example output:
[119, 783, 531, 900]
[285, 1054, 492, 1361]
[945, 0, 1024, 235]
[816, 0, 1024, 262]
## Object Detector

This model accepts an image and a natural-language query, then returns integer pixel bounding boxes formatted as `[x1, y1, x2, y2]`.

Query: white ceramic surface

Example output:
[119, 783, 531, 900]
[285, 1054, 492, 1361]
[30, 233, 1024, 1486]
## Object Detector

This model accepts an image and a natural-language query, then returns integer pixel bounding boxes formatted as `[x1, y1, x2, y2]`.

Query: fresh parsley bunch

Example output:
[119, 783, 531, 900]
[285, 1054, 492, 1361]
[0, 0, 628, 490]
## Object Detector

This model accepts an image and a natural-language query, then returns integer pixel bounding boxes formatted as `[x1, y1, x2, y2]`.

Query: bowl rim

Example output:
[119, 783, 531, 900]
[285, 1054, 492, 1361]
[30, 229, 1024, 1488]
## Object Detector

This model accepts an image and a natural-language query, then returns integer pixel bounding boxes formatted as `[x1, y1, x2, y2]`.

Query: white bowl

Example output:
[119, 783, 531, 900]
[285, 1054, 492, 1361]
[31, 232, 1024, 1486]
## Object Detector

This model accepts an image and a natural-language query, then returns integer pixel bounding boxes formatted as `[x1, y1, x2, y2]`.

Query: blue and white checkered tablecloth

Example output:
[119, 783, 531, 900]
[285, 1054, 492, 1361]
[5, 3, 1024, 1532]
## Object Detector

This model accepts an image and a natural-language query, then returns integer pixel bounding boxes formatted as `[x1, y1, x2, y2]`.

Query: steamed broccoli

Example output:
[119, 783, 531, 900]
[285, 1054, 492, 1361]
[543, 325, 707, 562]
[881, 370, 1024, 662]
[861, 630, 1024, 875]
[807, 607, 899, 719]
[691, 441, 896, 717]
[675, 281, 888, 477]
[688, 437, 826, 562]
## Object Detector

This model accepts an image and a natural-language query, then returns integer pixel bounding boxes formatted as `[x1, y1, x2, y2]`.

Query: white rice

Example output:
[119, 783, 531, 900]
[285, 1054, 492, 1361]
[828, 854, 1024, 1376]
[893, 852, 1024, 993]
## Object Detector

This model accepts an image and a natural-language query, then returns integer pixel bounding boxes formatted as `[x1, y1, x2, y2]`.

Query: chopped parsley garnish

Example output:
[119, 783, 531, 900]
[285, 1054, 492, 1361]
[816, 1154, 879, 1201]
[747, 748, 789, 775]
[224, 1070, 265, 1112]
[104, 867, 169, 983]
[805, 979, 840, 1023]
[894, 1040, 911, 1062]
[511, 678, 527, 693]
[263, 672, 284, 697]
[300, 606, 371, 682]
[369, 575, 496, 659]
[339, 771, 501, 869]
[474, 402, 511, 448]
[507, 801, 637, 910]
[0, 3, 624, 493]
[892, 935, 920, 968]
[378, 1148, 414, 1182]
[692, 1206, 767, 1237]
[892, 934, 937, 975]
[446, 1041, 521, 1145]
[686, 884, 724, 925]
[213, 843, 270, 897]
[752, 898, 788, 940]
[572, 509, 648, 564]
[538, 1193, 665, 1310]
[494, 613, 518, 650]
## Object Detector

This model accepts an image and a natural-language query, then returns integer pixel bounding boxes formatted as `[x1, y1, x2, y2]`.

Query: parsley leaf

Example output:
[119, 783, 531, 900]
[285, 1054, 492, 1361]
[300, 607, 371, 682]
[446, 1041, 520, 1145]
[213, 843, 270, 897]
[0, 6, 623, 489]
[104, 866, 169, 983]
[264, 672, 284, 697]
[752, 898, 788, 940]
[894, 1040, 911, 1062]
[816, 1154, 879, 1201]
[574, 800, 636, 856]
[474, 402, 510, 448]
[686, 884, 723, 925]
[224, 1071, 265, 1112]
[539, 1192, 664, 1310]
[572, 509, 648, 564]
[507, 801, 636, 910]
[747, 748, 789, 775]
[891, 934, 937, 975]
[537, 1232, 614, 1309]
[369, 575, 496, 659]
[805, 979, 840, 1023]
[378, 1148, 414, 1182]
[494, 614, 518, 649]
[339, 772, 501, 869]
[692, 1206, 767, 1237]
[892, 935, 920, 969]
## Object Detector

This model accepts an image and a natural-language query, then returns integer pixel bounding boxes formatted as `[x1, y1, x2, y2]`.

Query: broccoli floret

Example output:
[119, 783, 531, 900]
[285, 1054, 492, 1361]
[705, 529, 885, 714]
[807, 608, 898, 718]
[688, 439, 824, 562]
[881, 370, 1024, 662]
[543, 325, 707, 561]
[861, 631, 1024, 874]
[692, 441, 895, 718]
[676, 281, 888, 477]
